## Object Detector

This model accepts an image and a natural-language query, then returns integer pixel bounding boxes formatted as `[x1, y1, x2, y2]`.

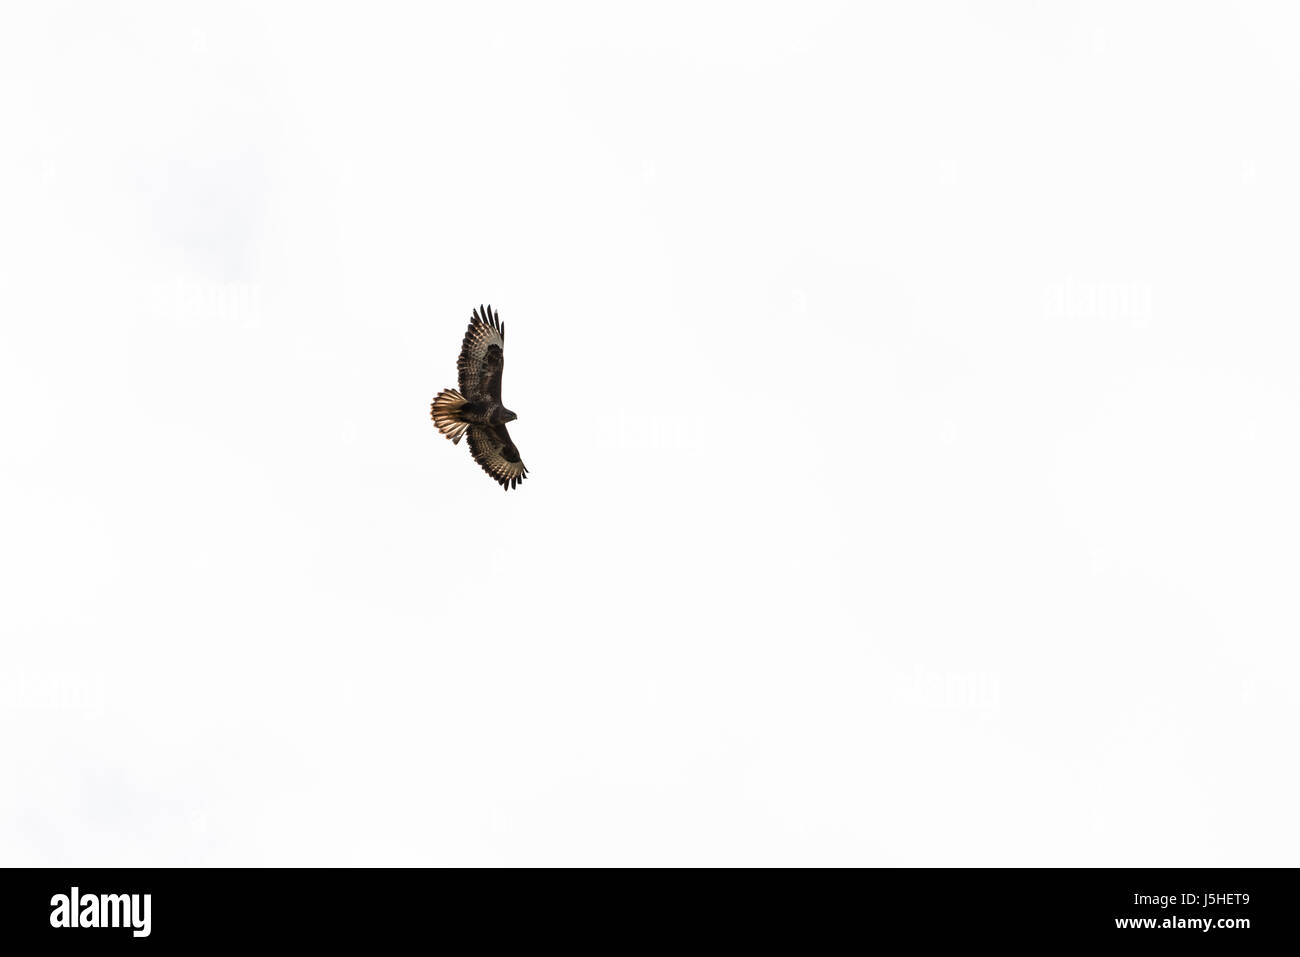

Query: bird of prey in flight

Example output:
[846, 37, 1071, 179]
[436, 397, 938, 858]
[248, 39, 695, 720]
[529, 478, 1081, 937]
[431, 305, 528, 490]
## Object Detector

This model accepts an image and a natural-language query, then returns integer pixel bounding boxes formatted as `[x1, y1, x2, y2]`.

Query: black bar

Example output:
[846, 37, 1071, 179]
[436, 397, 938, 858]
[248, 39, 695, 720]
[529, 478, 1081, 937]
[0, 867, 1291, 946]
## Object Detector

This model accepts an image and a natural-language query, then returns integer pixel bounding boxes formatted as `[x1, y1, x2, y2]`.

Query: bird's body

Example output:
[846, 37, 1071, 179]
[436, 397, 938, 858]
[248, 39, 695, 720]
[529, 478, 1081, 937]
[452, 398, 514, 428]
[431, 305, 528, 490]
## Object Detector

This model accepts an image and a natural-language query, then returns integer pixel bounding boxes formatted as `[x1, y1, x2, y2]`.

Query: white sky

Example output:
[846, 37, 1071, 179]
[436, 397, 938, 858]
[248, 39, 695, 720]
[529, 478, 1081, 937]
[2, 2, 1298, 865]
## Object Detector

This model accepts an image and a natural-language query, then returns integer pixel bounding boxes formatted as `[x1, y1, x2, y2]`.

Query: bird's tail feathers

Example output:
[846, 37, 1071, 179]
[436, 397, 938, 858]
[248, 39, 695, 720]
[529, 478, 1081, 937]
[431, 388, 470, 444]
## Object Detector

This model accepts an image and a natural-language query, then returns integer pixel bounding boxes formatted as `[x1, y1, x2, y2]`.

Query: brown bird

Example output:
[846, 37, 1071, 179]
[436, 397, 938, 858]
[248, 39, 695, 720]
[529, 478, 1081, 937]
[430, 305, 528, 490]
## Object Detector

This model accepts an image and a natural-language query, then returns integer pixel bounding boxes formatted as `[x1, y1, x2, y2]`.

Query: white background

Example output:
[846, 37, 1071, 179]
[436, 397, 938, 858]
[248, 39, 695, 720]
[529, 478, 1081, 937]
[2, 2, 1297, 866]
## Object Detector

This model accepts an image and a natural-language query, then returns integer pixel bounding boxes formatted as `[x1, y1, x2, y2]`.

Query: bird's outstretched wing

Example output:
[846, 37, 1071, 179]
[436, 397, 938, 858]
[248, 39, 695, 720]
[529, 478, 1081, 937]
[467, 423, 527, 490]
[457, 304, 505, 402]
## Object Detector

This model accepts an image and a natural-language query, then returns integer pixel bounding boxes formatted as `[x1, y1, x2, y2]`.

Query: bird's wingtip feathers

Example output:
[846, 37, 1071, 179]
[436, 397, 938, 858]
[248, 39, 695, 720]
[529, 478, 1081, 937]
[470, 304, 502, 335]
